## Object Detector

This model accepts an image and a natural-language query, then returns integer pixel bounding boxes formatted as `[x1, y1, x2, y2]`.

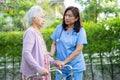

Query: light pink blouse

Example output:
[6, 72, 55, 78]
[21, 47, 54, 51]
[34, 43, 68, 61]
[20, 27, 53, 80]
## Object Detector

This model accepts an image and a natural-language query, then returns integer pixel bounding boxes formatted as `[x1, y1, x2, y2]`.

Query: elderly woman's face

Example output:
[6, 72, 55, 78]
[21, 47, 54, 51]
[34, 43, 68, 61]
[33, 12, 45, 28]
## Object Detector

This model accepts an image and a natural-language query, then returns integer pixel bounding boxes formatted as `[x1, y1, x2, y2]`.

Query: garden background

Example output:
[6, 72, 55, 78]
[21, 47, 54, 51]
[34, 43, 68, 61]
[0, 0, 120, 80]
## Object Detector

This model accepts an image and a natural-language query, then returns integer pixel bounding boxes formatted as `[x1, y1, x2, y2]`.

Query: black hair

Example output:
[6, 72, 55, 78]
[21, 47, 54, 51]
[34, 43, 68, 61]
[62, 6, 83, 33]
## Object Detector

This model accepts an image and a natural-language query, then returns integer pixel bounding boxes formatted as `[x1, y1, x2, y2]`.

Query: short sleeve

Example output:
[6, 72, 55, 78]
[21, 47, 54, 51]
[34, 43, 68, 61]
[76, 28, 87, 46]
[51, 24, 62, 41]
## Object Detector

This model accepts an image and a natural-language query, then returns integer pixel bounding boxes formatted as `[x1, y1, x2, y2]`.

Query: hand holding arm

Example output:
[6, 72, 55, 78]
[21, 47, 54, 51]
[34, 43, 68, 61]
[54, 60, 65, 69]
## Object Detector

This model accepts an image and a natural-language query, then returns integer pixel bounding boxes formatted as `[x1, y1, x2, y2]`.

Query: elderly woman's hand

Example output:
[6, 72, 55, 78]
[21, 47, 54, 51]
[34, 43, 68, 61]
[54, 60, 66, 69]
[39, 68, 49, 76]
[47, 52, 54, 57]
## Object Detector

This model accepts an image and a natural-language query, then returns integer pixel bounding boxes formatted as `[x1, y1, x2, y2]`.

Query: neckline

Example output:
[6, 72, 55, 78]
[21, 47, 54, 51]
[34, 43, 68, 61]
[30, 27, 41, 35]
[66, 27, 73, 33]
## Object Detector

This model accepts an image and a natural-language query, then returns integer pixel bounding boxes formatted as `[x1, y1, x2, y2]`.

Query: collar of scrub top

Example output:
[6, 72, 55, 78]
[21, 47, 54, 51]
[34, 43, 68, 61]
[56, 27, 77, 42]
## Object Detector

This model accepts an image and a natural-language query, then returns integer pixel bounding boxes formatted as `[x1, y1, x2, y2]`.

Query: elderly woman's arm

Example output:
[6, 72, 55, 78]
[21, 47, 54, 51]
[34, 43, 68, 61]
[23, 30, 48, 75]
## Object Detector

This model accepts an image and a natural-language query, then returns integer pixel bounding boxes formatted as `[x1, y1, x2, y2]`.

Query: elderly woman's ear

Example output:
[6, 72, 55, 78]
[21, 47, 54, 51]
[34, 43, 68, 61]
[33, 17, 36, 19]
[32, 17, 36, 21]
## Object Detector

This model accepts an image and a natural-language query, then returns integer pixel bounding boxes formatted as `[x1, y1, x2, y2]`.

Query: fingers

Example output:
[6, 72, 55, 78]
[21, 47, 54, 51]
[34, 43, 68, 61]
[54, 60, 65, 69]
[47, 52, 53, 56]
[39, 69, 49, 76]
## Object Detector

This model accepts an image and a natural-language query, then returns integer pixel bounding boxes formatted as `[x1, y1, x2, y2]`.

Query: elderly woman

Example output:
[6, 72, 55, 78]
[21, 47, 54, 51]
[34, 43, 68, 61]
[20, 5, 53, 80]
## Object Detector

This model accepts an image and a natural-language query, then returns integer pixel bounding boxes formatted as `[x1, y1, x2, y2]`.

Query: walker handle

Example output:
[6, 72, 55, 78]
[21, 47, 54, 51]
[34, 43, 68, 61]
[26, 68, 63, 80]
[26, 73, 39, 80]
[63, 65, 74, 80]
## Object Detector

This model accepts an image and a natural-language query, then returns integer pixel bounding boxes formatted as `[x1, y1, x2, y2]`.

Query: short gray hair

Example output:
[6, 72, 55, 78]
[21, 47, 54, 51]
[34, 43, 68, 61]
[26, 5, 43, 25]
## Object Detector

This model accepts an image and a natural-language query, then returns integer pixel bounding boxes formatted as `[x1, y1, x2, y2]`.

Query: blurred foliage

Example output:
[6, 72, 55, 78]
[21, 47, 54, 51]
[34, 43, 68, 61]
[0, 17, 119, 80]
[0, 31, 23, 58]
[0, 0, 35, 31]
[77, 0, 119, 23]
[0, 18, 119, 64]
[0, 1, 119, 79]
[0, 0, 64, 31]
[0, 0, 120, 31]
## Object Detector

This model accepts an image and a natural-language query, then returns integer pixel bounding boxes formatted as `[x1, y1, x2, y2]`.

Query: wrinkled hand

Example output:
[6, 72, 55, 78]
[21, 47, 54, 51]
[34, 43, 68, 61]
[39, 68, 49, 76]
[54, 60, 65, 69]
[47, 52, 53, 56]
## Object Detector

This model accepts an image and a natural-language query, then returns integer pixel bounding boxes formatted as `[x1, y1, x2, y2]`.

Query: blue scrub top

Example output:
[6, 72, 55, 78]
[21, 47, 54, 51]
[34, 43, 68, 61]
[51, 24, 87, 72]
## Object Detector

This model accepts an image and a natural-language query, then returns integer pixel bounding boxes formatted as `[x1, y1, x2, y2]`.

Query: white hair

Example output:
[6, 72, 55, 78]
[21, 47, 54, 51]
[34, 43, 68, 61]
[25, 5, 43, 25]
